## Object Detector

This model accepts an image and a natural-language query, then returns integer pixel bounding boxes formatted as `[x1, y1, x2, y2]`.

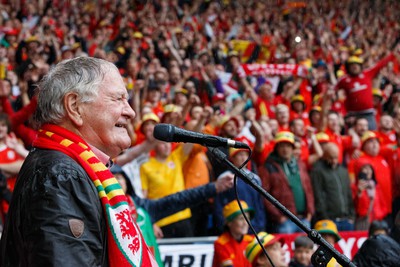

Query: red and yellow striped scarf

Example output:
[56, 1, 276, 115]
[33, 124, 155, 267]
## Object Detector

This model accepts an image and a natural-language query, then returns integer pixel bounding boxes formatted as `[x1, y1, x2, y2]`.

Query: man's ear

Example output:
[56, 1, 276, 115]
[64, 92, 83, 126]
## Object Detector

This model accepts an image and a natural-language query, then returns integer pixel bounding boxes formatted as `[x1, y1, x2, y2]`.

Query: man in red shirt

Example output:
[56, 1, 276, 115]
[376, 114, 397, 147]
[335, 51, 400, 130]
[324, 111, 359, 164]
[245, 81, 277, 121]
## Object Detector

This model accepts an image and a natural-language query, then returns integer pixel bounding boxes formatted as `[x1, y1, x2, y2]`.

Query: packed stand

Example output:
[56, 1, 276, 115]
[0, 0, 400, 265]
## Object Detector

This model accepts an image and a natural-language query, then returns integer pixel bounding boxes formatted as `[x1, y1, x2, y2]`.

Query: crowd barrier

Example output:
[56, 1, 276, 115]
[158, 231, 368, 267]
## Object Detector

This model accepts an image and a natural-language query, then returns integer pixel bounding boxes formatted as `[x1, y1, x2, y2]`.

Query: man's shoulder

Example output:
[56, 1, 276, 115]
[18, 148, 91, 189]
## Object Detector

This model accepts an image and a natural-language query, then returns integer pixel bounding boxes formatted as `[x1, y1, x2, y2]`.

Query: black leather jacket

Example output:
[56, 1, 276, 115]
[0, 148, 219, 267]
[0, 148, 109, 267]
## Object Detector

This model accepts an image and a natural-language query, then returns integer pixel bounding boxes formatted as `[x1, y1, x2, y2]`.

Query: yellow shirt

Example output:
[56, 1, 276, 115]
[140, 145, 191, 227]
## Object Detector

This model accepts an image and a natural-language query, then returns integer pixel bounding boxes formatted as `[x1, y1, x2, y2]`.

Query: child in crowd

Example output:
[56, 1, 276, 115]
[368, 220, 389, 237]
[213, 200, 254, 267]
[289, 236, 314, 267]
[314, 220, 342, 267]
[245, 231, 287, 267]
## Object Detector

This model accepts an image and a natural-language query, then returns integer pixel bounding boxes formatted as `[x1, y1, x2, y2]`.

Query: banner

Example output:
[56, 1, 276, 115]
[158, 231, 368, 267]
[241, 63, 309, 77]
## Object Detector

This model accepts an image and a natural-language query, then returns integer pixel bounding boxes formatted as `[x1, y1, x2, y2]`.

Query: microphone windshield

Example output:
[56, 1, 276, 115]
[153, 123, 175, 142]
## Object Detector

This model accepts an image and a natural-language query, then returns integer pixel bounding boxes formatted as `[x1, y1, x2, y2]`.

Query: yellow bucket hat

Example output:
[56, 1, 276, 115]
[139, 113, 160, 133]
[315, 219, 341, 242]
[274, 131, 295, 146]
[315, 132, 330, 143]
[347, 56, 364, 65]
[361, 131, 379, 148]
[223, 200, 254, 223]
[245, 232, 284, 264]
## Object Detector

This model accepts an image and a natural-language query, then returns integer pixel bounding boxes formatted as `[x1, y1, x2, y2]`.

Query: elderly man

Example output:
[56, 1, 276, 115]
[0, 57, 157, 266]
[258, 131, 314, 233]
[310, 143, 355, 231]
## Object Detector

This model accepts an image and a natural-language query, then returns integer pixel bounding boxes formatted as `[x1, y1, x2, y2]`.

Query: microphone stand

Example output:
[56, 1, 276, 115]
[208, 146, 356, 267]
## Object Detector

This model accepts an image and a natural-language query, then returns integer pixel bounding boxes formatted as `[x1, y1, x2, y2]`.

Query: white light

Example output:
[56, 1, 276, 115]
[295, 36, 301, 43]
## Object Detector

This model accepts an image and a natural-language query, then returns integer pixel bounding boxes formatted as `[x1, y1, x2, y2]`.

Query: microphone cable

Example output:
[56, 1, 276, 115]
[233, 147, 277, 267]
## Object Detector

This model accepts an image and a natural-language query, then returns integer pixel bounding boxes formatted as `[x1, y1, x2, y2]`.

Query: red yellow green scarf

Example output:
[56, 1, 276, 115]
[33, 124, 155, 266]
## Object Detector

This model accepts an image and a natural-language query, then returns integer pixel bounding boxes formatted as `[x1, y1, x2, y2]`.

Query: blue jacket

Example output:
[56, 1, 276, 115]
[213, 169, 267, 234]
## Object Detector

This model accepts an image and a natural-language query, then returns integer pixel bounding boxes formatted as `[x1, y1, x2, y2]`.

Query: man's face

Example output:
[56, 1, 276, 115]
[0, 120, 8, 141]
[155, 141, 172, 158]
[293, 247, 312, 267]
[292, 101, 304, 112]
[276, 142, 293, 161]
[355, 119, 368, 136]
[174, 92, 188, 106]
[258, 242, 287, 267]
[169, 67, 181, 85]
[363, 138, 380, 156]
[324, 146, 339, 168]
[227, 213, 249, 236]
[79, 68, 135, 158]
[327, 113, 339, 132]
[222, 120, 238, 138]
[380, 115, 393, 131]
[190, 106, 203, 120]
[348, 63, 362, 76]
[276, 108, 289, 125]
[291, 119, 305, 137]
[259, 84, 273, 100]
[231, 150, 250, 167]
[142, 121, 156, 140]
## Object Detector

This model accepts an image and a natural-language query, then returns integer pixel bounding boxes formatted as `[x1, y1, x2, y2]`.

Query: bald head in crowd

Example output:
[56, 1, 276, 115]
[323, 143, 339, 168]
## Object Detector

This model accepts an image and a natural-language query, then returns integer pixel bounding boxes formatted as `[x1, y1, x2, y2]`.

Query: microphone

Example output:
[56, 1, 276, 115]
[153, 124, 250, 149]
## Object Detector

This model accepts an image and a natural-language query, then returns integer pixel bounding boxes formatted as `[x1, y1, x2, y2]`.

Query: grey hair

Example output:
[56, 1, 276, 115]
[34, 57, 117, 128]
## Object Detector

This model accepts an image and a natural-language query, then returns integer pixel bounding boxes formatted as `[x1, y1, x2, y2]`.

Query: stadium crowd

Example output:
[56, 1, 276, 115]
[1, 0, 400, 265]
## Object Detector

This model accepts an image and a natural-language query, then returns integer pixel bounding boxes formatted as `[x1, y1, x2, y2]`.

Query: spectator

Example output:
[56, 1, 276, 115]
[349, 131, 392, 229]
[323, 110, 359, 165]
[352, 233, 400, 267]
[0, 113, 27, 220]
[314, 219, 341, 267]
[207, 115, 240, 178]
[182, 106, 213, 236]
[289, 236, 314, 267]
[310, 143, 355, 231]
[140, 139, 194, 237]
[376, 114, 397, 147]
[213, 142, 267, 234]
[368, 220, 390, 237]
[258, 131, 314, 233]
[353, 164, 386, 230]
[213, 200, 254, 267]
[335, 50, 400, 130]
[245, 231, 287, 267]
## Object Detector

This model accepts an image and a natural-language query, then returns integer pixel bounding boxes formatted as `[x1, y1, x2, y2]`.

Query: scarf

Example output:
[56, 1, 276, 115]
[33, 124, 154, 267]
[239, 63, 308, 78]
